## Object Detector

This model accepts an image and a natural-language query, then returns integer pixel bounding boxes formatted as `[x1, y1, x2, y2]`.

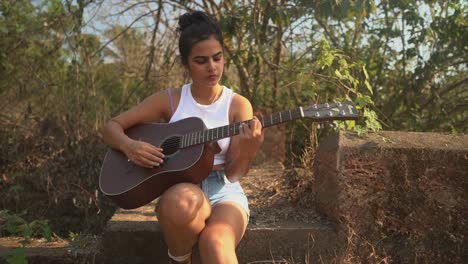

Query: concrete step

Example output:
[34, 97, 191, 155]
[100, 201, 343, 264]
[0, 237, 99, 264]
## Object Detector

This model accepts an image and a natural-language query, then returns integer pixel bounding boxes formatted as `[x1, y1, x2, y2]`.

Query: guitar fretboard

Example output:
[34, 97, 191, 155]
[179, 107, 303, 148]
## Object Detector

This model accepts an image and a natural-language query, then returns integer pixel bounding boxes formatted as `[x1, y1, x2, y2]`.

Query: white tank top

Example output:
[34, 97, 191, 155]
[169, 83, 234, 165]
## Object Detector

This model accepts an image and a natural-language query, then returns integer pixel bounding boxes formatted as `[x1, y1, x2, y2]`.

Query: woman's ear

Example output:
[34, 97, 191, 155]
[183, 64, 190, 80]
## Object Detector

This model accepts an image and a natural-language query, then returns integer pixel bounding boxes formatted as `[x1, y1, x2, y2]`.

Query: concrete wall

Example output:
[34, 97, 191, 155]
[314, 131, 468, 263]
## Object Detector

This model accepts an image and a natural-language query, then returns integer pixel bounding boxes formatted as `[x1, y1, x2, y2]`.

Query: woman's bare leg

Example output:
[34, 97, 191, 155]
[156, 183, 212, 258]
[198, 202, 248, 264]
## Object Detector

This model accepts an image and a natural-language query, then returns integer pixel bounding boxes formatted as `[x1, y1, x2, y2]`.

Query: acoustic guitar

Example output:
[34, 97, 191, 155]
[99, 101, 359, 209]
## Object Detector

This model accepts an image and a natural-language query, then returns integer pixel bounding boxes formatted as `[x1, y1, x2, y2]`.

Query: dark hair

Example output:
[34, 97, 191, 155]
[178, 11, 224, 65]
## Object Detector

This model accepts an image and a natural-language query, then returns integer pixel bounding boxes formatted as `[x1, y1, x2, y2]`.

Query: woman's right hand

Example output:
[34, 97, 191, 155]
[122, 139, 165, 168]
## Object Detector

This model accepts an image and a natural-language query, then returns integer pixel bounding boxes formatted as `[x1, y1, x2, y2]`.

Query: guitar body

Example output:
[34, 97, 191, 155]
[99, 117, 221, 209]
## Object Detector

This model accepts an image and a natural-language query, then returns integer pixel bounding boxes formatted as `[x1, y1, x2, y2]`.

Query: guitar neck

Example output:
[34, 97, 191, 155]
[180, 107, 304, 148]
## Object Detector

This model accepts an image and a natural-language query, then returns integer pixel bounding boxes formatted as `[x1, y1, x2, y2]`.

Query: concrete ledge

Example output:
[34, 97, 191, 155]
[314, 131, 467, 263]
[101, 202, 342, 263]
[0, 237, 99, 264]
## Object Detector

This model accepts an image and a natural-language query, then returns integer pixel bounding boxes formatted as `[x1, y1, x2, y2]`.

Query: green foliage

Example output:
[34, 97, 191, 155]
[0, 211, 52, 244]
[3, 248, 28, 264]
[68, 231, 92, 249]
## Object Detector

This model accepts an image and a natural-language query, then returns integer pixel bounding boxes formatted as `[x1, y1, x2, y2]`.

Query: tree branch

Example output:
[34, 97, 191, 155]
[144, 0, 163, 86]
[92, 9, 157, 58]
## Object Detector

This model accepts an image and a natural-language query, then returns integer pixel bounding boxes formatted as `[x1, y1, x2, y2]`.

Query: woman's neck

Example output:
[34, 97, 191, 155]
[191, 83, 222, 105]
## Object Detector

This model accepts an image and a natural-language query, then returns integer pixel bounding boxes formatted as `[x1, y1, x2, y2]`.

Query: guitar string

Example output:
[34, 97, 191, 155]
[157, 104, 352, 149]
[160, 112, 299, 149]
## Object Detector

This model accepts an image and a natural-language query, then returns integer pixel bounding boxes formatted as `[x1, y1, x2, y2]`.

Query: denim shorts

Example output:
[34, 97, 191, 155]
[199, 171, 250, 220]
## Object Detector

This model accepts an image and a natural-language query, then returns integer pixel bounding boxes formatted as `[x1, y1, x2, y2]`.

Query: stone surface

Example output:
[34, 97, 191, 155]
[0, 237, 99, 264]
[314, 131, 468, 263]
[100, 202, 341, 264]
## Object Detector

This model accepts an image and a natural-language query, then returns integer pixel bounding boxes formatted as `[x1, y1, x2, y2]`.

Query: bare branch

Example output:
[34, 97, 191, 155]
[92, 8, 158, 58]
[144, 0, 164, 85]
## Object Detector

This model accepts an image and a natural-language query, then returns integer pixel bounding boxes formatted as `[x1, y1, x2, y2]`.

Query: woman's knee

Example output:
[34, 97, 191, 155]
[156, 183, 207, 226]
[198, 225, 236, 254]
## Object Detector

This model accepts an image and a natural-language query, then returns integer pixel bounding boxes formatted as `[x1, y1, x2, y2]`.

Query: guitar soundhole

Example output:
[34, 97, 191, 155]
[160, 136, 181, 156]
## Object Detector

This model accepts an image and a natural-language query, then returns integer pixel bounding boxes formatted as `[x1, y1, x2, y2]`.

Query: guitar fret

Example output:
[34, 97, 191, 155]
[180, 106, 333, 146]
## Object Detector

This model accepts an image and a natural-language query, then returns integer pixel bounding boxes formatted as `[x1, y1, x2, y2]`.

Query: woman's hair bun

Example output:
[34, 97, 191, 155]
[178, 11, 210, 32]
[177, 11, 224, 65]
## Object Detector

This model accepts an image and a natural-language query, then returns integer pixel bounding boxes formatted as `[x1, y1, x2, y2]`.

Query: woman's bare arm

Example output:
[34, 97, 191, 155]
[101, 91, 171, 168]
[224, 95, 264, 182]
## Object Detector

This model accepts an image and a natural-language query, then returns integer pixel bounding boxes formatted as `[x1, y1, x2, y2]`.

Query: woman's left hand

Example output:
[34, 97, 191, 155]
[238, 116, 264, 159]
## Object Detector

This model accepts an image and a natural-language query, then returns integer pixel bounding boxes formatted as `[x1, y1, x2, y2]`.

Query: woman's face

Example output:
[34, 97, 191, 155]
[186, 36, 224, 88]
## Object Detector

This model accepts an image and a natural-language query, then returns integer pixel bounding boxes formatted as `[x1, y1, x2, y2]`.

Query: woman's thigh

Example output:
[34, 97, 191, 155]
[203, 201, 248, 246]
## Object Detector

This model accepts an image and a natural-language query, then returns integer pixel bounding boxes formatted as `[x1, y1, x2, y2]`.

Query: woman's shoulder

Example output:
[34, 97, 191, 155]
[150, 85, 183, 104]
[230, 92, 251, 108]
[137, 86, 183, 118]
[228, 91, 253, 122]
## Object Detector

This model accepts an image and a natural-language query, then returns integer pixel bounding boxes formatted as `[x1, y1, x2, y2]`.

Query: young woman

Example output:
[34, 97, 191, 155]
[101, 11, 264, 264]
